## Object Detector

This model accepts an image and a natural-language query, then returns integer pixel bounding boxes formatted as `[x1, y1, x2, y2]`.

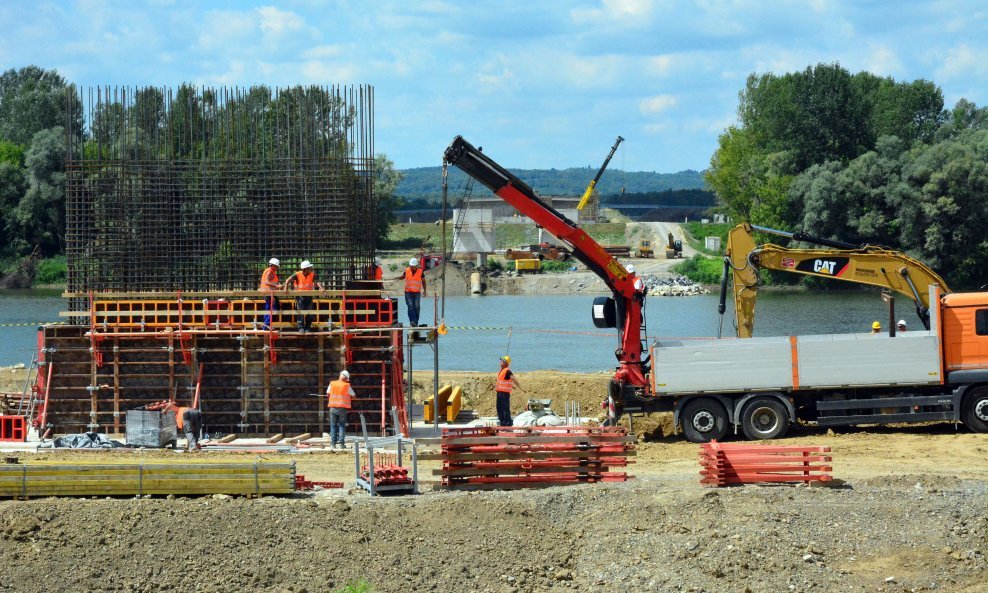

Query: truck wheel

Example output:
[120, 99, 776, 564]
[681, 397, 729, 443]
[741, 397, 789, 440]
[961, 387, 988, 433]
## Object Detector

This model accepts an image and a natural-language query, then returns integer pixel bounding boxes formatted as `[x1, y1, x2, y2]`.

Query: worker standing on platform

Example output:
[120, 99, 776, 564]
[163, 402, 202, 451]
[403, 257, 426, 327]
[286, 260, 324, 333]
[495, 355, 521, 427]
[368, 257, 384, 281]
[260, 258, 283, 330]
[327, 370, 355, 450]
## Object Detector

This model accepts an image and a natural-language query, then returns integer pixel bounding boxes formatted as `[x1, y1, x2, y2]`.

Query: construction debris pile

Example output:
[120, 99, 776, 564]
[642, 274, 710, 296]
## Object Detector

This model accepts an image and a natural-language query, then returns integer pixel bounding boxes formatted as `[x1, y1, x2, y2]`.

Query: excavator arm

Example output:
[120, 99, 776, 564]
[726, 222, 951, 338]
[443, 136, 649, 390]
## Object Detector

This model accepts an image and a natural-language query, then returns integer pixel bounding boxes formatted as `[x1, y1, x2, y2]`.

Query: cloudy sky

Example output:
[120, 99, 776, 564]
[2, 0, 986, 173]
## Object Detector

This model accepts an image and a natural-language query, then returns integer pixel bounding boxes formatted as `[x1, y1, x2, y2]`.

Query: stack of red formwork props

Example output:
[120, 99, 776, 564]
[699, 440, 833, 487]
[361, 452, 413, 488]
[437, 426, 635, 490]
[294, 475, 344, 491]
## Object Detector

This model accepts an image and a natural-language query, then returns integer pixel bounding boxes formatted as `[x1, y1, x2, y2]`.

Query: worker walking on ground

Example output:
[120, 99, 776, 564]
[327, 370, 355, 450]
[259, 258, 283, 330]
[871, 321, 882, 334]
[286, 260, 324, 333]
[403, 257, 426, 327]
[495, 355, 522, 427]
[162, 402, 203, 451]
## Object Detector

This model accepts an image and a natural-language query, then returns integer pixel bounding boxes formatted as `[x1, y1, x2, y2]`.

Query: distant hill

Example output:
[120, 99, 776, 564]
[397, 166, 706, 202]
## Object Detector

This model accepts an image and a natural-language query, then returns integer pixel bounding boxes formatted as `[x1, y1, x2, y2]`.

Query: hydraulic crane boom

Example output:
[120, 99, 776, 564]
[725, 222, 951, 338]
[577, 136, 624, 210]
[443, 136, 649, 393]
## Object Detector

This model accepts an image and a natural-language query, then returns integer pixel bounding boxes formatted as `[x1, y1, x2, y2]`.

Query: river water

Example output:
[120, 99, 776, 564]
[0, 288, 899, 372]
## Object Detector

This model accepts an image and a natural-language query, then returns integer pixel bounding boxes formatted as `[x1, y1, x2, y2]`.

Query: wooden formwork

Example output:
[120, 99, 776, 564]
[36, 291, 407, 437]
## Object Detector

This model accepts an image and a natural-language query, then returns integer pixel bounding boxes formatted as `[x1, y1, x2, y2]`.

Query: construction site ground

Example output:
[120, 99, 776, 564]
[1, 367, 986, 593]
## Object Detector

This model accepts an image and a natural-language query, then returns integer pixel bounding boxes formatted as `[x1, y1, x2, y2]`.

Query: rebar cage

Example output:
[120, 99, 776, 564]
[64, 85, 376, 305]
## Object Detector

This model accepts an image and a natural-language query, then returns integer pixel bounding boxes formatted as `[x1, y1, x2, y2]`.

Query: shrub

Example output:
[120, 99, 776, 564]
[672, 254, 724, 284]
[34, 255, 67, 285]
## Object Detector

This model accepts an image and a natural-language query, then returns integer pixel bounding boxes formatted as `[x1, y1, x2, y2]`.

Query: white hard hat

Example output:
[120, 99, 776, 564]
[409, 257, 419, 267]
[374, 257, 382, 265]
[339, 370, 350, 380]
[268, 258, 280, 267]
[897, 319, 907, 327]
[300, 260, 313, 269]
[626, 264, 635, 274]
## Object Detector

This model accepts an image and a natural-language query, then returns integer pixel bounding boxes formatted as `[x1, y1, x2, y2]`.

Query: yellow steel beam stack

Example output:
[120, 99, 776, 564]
[0, 460, 296, 499]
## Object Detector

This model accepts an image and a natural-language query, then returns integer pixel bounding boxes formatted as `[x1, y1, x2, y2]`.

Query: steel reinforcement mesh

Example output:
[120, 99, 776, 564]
[64, 85, 375, 301]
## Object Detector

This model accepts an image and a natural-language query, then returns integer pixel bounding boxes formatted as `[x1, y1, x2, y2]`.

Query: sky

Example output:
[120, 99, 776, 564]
[1, 0, 987, 173]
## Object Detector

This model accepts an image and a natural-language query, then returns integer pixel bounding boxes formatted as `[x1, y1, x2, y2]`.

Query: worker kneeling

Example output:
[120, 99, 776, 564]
[327, 370, 355, 450]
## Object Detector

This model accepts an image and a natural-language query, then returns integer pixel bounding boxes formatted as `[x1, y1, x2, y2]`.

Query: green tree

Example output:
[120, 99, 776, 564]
[5, 127, 66, 256]
[374, 153, 403, 245]
[0, 141, 27, 254]
[0, 66, 82, 145]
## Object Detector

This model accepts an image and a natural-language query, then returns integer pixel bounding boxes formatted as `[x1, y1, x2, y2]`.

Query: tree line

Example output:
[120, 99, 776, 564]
[707, 62, 988, 288]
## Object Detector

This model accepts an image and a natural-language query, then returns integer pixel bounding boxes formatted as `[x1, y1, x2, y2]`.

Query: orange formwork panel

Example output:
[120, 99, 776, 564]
[698, 441, 833, 487]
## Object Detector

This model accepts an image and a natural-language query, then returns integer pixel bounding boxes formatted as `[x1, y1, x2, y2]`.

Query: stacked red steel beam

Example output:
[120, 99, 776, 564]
[436, 426, 635, 490]
[699, 440, 833, 487]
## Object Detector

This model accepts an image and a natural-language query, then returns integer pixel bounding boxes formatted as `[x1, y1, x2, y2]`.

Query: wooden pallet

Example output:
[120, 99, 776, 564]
[0, 460, 296, 499]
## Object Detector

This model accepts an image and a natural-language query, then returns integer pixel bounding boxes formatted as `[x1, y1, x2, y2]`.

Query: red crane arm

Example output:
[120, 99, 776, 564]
[443, 136, 647, 387]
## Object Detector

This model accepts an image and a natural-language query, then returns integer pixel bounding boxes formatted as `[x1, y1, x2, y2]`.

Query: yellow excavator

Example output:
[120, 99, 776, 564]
[721, 222, 951, 338]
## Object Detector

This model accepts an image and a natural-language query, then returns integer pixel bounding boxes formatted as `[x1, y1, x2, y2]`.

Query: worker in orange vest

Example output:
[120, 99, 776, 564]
[326, 370, 355, 450]
[286, 260, 324, 333]
[162, 402, 202, 451]
[259, 257, 283, 330]
[495, 355, 522, 427]
[367, 257, 384, 281]
[403, 257, 426, 327]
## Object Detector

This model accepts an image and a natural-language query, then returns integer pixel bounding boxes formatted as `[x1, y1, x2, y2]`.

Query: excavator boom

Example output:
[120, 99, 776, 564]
[577, 136, 624, 210]
[727, 222, 951, 338]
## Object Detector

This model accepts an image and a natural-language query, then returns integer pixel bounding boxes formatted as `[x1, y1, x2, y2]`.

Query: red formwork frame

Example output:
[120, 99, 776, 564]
[0, 416, 27, 442]
[436, 426, 636, 489]
[698, 441, 833, 487]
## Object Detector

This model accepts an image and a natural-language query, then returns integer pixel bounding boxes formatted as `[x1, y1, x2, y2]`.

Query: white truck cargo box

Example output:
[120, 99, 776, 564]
[653, 336, 793, 394]
[795, 331, 941, 388]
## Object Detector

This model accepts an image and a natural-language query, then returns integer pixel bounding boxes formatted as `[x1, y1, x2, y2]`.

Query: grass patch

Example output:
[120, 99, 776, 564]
[672, 254, 724, 284]
[683, 221, 732, 255]
[539, 259, 573, 273]
[382, 223, 442, 250]
[334, 580, 373, 593]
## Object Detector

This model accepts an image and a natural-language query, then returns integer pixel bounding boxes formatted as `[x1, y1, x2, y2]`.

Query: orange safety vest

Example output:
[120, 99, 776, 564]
[174, 406, 190, 430]
[327, 380, 352, 409]
[404, 267, 423, 293]
[260, 267, 279, 292]
[496, 367, 514, 394]
[293, 270, 316, 290]
[368, 265, 383, 281]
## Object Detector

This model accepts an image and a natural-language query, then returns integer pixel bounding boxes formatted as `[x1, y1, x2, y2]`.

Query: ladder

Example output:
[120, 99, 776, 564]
[451, 177, 475, 254]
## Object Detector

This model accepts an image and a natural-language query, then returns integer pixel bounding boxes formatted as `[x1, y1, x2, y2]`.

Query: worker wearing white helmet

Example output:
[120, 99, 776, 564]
[367, 256, 384, 282]
[259, 258, 283, 330]
[403, 256, 426, 327]
[626, 264, 645, 294]
[286, 260, 325, 333]
[326, 369, 355, 450]
[896, 319, 907, 332]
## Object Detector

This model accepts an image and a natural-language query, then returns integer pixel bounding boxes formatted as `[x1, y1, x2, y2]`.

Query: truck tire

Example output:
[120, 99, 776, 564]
[741, 397, 790, 440]
[681, 397, 729, 443]
[961, 387, 988, 433]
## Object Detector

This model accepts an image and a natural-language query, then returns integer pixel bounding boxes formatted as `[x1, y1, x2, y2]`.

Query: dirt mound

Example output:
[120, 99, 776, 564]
[0, 474, 985, 593]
